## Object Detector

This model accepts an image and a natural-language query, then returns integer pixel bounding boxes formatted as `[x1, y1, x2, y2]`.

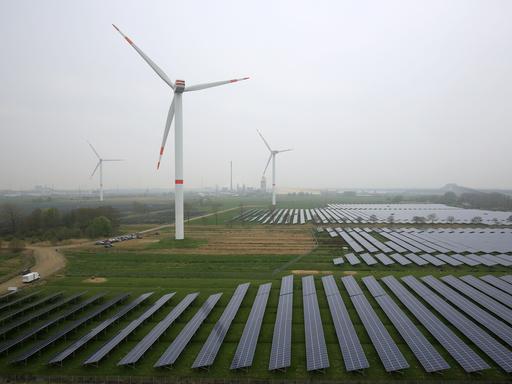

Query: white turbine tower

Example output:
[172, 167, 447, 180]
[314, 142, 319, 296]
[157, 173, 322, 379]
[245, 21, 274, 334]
[257, 130, 292, 207]
[88, 142, 122, 202]
[113, 25, 249, 240]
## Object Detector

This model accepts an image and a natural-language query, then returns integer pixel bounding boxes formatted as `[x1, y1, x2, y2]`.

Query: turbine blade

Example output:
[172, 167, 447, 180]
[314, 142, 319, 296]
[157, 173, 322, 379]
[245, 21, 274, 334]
[184, 77, 249, 92]
[87, 141, 101, 159]
[157, 97, 176, 170]
[277, 148, 293, 153]
[112, 24, 175, 90]
[262, 153, 272, 175]
[90, 161, 101, 177]
[256, 129, 272, 152]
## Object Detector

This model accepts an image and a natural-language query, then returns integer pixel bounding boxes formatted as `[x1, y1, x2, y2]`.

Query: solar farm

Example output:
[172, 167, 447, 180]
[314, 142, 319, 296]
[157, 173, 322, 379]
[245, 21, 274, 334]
[0, 207, 512, 383]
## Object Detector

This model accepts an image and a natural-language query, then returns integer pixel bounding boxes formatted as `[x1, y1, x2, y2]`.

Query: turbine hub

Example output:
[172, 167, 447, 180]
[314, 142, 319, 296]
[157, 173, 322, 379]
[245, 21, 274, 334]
[175, 80, 185, 93]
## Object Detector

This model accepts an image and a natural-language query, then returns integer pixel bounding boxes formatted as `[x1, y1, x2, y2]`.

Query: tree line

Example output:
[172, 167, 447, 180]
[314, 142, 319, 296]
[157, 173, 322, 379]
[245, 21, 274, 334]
[0, 204, 120, 242]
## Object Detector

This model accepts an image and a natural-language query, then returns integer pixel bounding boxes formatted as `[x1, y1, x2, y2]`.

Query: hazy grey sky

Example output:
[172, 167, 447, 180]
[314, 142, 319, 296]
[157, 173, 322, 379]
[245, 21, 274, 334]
[1, 0, 511, 191]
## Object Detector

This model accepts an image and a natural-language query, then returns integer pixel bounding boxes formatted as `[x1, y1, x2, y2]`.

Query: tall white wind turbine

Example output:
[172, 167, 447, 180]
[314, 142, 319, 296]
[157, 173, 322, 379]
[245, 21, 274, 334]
[257, 130, 292, 207]
[88, 142, 123, 202]
[113, 25, 249, 240]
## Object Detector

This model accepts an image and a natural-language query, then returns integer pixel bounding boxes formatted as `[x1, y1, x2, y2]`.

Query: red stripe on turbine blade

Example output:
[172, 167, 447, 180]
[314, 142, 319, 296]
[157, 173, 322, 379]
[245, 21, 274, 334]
[175, 180, 184, 185]
[160, 147, 164, 155]
[157, 161, 161, 170]
[125, 36, 133, 45]
[229, 79, 238, 83]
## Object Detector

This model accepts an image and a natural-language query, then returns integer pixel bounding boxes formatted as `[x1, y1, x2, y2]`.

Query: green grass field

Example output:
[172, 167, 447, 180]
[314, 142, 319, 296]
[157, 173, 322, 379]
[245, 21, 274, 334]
[0, 228, 510, 382]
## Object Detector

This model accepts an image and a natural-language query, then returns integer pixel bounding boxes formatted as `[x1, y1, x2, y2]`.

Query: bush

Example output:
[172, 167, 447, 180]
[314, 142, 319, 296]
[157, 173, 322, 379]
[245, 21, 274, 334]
[86, 216, 113, 238]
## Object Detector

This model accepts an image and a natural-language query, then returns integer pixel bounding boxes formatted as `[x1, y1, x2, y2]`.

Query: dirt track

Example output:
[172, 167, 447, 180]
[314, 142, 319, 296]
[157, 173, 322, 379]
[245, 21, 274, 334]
[0, 206, 247, 293]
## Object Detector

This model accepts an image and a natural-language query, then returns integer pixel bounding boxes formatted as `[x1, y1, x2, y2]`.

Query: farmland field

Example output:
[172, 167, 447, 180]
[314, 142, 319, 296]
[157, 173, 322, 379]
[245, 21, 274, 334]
[0, 225, 511, 382]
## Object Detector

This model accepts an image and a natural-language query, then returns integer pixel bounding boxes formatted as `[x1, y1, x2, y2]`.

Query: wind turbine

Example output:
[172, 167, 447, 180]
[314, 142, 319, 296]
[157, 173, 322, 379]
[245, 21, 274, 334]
[113, 25, 249, 240]
[88, 142, 122, 202]
[257, 130, 292, 207]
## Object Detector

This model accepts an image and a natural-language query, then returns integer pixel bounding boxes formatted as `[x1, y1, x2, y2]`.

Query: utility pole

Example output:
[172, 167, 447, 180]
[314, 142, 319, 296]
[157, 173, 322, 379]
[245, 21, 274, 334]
[230, 161, 233, 192]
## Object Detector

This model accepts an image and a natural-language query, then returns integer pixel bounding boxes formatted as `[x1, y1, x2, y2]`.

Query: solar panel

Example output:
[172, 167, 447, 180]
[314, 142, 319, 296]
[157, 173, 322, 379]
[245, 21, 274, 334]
[341, 276, 409, 372]
[359, 253, 378, 266]
[421, 276, 512, 349]
[381, 276, 489, 373]
[335, 229, 365, 253]
[480, 275, 512, 295]
[84, 292, 175, 366]
[460, 275, 512, 308]
[403, 253, 429, 266]
[119, 293, 198, 366]
[302, 276, 329, 371]
[441, 275, 512, 325]
[269, 275, 294, 371]
[341, 275, 364, 297]
[501, 275, 512, 285]
[358, 232, 393, 253]
[0, 292, 83, 338]
[450, 253, 479, 266]
[321, 276, 368, 372]
[231, 283, 272, 370]
[0, 292, 38, 313]
[154, 293, 222, 368]
[0, 294, 103, 363]
[192, 283, 250, 369]
[0, 292, 63, 325]
[344, 253, 361, 266]
[388, 253, 412, 266]
[419, 254, 445, 266]
[402, 276, 512, 373]
[332, 257, 344, 265]
[373, 253, 395, 266]
[49, 292, 153, 365]
[9, 293, 108, 364]
[434, 253, 462, 266]
[362, 276, 449, 373]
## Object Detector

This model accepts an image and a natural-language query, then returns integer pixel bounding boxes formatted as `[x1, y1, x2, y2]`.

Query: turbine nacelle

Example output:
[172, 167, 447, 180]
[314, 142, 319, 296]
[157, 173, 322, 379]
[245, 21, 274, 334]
[174, 80, 186, 93]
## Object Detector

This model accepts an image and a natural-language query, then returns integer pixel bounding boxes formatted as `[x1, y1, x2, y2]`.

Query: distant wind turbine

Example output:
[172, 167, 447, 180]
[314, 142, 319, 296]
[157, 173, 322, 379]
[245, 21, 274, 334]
[88, 142, 122, 202]
[113, 24, 249, 240]
[257, 130, 292, 207]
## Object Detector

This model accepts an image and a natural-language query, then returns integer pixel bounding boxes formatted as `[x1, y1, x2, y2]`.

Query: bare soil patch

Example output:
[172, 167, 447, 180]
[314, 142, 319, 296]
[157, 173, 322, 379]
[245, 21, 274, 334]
[82, 277, 107, 283]
[145, 226, 315, 255]
[343, 271, 358, 275]
[292, 270, 333, 275]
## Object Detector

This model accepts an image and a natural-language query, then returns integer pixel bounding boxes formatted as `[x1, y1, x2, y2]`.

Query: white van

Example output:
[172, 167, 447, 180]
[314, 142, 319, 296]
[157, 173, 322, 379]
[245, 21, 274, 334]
[22, 272, 40, 283]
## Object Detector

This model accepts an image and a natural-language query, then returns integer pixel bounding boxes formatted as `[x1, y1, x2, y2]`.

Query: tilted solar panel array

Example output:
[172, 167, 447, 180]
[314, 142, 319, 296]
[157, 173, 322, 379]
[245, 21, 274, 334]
[341, 276, 409, 372]
[231, 283, 272, 370]
[0, 292, 86, 355]
[441, 275, 512, 325]
[460, 275, 512, 308]
[0, 292, 83, 338]
[361, 276, 449, 373]
[381, 276, 489, 373]
[10, 293, 123, 364]
[83, 292, 175, 366]
[321, 275, 368, 372]
[0, 292, 38, 313]
[119, 293, 198, 366]
[269, 275, 294, 371]
[402, 276, 512, 372]
[154, 293, 222, 368]
[49, 293, 153, 365]
[421, 276, 512, 348]
[192, 283, 250, 369]
[0, 292, 63, 326]
[302, 276, 329, 371]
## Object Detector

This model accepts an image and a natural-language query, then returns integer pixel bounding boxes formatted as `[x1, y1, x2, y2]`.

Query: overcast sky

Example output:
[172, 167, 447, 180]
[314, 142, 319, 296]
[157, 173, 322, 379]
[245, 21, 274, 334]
[1, 0, 511, 191]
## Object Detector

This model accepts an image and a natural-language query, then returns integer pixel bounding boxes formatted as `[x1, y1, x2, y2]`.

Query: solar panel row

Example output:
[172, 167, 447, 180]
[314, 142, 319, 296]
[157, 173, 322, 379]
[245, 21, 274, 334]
[321, 275, 368, 372]
[361, 276, 449, 373]
[118, 293, 198, 366]
[231, 283, 272, 370]
[269, 275, 294, 371]
[192, 283, 250, 369]
[302, 276, 329, 371]
[341, 276, 409, 372]
[49, 293, 153, 365]
[154, 293, 222, 368]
